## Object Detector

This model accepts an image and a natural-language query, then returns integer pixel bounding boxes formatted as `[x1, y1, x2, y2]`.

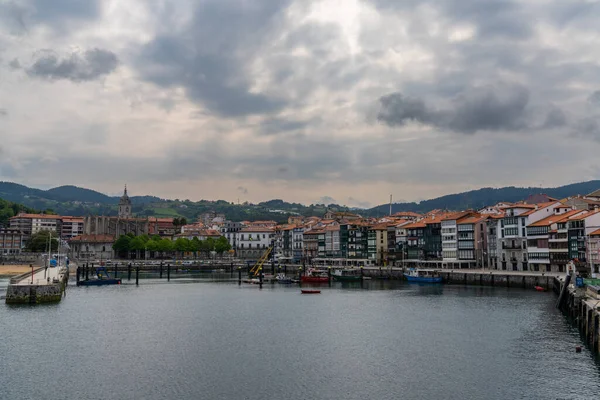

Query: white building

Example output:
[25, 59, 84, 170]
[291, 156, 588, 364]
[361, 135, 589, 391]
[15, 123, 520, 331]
[237, 227, 274, 259]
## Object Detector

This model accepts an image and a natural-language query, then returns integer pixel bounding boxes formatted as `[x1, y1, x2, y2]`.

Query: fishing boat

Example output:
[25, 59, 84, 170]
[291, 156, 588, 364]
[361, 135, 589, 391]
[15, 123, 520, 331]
[276, 273, 293, 284]
[301, 289, 321, 294]
[77, 267, 122, 286]
[300, 269, 329, 283]
[403, 269, 442, 283]
[332, 269, 362, 282]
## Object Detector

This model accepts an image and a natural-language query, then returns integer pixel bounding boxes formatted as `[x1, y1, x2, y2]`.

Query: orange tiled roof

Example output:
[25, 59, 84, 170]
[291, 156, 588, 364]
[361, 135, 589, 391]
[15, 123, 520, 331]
[240, 227, 274, 233]
[528, 210, 583, 227]
[10, 213, 61, 220]
[590, 228, 600, 236]
[403, 220, 427, 229]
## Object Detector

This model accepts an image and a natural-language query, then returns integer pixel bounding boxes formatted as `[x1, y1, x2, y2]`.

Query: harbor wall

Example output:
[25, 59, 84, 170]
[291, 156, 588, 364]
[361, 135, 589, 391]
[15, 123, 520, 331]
[555, 277, 600, 356]
[5, 267, 68, 305]
[5, 284, 63, 304]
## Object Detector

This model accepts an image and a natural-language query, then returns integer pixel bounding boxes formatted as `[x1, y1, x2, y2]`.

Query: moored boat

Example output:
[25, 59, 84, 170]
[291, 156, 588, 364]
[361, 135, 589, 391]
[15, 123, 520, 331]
[403, 269, 442, 283]
[332, 269, 362, 282]
[300, 269, 329, 283]
[301, 289, 321, 294]
[276, 273, 293, 284]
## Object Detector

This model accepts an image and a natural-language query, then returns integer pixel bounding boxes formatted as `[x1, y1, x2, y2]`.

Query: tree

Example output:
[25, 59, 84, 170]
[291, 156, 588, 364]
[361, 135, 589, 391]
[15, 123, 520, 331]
[26, 230, 59, 252]
[113, 235, 132, 258]
[214, 236, 232, 255]
[190, 237, 201, 258]
[174, 237, 191, 258]
[157, 238, 174, 255]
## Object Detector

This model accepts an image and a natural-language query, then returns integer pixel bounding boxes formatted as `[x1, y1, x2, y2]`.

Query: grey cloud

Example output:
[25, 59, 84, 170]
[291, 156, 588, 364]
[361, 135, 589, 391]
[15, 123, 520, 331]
[0, 108, 7, 117]
[8, 58, 21, 69]
[588, 91, 600, 106]
[260, 118, 312, 135]
[26, 48, 118, 82]
[237, 186, 249, 195]
[378, 83, 531, 134]
[0, 0, 101, 35]
[542, 107, 567, 129]
[135, 0, 291, 117]
[368, 0, 532, 39]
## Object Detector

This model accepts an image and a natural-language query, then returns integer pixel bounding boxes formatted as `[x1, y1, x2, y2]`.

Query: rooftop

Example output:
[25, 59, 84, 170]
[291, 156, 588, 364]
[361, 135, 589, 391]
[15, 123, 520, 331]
[70, 234, 115, 243]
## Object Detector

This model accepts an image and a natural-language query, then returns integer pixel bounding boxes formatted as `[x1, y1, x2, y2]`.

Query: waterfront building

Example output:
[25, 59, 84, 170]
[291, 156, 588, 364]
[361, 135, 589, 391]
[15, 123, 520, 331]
[491, 203, 556, 271]
[566, 210, 600, 271]
[69, 234, 115, 260]
[148, 217, 177, 237]
[371, 223, 390, 265]
[292, 225, 304, 263]
[441, 211, 473, 265]
[175, 229, 222, 241]
[0, 228, 25, 255]
[587, 229, 600, 275]
[220, 221, 242, 251]
[391, 211, 422, 221]
[324, 224, 341, 258]
[347, 223, 369, 260]
[9, 213, 62, 240]
[60, 217, 84, 239]
[403, 219, 426, 265]
[561, 195, 600, 211]
[237, 227, 274, 259]
[303, 229, 325, 261]
[526, 209, 583, 272]
[456, 214, 488, 268]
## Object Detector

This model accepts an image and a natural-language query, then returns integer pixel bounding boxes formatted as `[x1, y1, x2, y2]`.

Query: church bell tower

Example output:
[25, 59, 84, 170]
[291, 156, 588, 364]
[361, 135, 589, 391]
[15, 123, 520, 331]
[118, 185, 133, 218]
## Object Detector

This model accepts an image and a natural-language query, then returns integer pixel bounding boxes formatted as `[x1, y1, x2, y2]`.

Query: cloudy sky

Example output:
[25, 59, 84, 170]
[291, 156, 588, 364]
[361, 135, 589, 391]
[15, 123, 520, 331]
[1, 0, 600, 207]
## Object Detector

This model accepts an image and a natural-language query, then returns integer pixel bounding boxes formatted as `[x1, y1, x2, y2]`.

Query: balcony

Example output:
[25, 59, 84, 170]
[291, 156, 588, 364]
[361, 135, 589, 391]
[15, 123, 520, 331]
[502, 243, 524, 250]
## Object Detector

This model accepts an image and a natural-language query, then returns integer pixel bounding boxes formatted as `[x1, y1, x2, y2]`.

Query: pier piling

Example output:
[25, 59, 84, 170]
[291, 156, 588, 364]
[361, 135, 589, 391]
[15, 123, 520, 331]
[259, 268, 263, 288]
[167, 264, 171, 282]
[127, 263, 132, 281]
[159, 262, 163, 279]
[298, 267, 302, 286]
[135, 266, 139, 286]
[85, 264, 89, 281]
[238, 267, 241, 285]
[328, 267, 331, 286]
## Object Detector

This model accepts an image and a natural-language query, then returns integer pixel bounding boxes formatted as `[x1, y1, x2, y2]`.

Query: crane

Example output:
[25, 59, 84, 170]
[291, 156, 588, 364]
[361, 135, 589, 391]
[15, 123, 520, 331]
[250, 246, 273, 277]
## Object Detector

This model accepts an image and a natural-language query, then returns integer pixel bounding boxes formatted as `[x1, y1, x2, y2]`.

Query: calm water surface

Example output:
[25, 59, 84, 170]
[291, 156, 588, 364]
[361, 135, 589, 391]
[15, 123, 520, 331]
[1, 277, 599, 400]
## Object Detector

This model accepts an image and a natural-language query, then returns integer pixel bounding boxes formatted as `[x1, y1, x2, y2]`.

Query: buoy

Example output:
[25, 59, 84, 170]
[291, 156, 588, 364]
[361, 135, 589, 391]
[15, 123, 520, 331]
[575, 346, 582, 353]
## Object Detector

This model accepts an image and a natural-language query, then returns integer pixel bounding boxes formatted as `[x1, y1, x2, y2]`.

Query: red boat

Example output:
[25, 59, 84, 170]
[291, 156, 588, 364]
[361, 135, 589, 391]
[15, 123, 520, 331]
[301, 289, 321, 294]
[300, 269, 329, 283]
[301, 275, 329, 283]
[534, 286, 545, 292]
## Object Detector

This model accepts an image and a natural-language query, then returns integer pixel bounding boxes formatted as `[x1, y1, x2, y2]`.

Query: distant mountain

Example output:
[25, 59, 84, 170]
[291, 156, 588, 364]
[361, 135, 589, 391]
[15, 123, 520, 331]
[46, 185, 113, 203]
[366, 181, 600, 216]
[2, 180, 600, 222]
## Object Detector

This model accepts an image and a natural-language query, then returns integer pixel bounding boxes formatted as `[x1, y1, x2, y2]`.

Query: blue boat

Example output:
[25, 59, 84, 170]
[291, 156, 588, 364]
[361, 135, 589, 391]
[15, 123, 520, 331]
[403, 269, 442, 283]
[276, 273, 293, 284]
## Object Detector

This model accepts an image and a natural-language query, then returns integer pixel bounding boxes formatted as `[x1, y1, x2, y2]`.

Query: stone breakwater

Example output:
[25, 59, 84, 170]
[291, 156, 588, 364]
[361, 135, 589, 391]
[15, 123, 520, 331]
[555, 278, 600, 356]
[5, 266, 68, 304]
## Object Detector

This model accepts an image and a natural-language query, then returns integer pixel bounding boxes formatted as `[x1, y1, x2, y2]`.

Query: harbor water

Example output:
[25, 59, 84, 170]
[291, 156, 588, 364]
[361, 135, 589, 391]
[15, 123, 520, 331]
[1, 278, 599, 400]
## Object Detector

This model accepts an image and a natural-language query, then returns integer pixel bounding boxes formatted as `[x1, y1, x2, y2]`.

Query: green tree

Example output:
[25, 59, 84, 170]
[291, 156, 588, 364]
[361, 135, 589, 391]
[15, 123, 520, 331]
[190, 237, 201, 258]
[214, 236, 231, 255]
[158, 238, 174, 255]
[113, 234, 132, 258]
[174, 237, 191, 258]
[26, 230, 59, 252]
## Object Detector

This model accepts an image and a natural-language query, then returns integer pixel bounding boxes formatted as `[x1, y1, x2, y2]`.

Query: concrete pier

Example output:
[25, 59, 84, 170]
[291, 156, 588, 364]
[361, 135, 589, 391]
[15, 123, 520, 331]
[5, 266, 68, 304]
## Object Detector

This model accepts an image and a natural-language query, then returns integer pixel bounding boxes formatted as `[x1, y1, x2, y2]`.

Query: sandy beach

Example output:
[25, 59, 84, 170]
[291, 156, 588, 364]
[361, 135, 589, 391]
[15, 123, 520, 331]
[0, 265, 36, 276]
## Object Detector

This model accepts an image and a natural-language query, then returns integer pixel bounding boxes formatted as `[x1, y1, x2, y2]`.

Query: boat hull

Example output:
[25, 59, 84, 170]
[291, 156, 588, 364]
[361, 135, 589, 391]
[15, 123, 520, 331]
[403, 274, 442, 283]
[333, 275, 362, 282]
[301, 289, 321, 294]
[301, 276, 329, 283]
[78, 279, 122, 286]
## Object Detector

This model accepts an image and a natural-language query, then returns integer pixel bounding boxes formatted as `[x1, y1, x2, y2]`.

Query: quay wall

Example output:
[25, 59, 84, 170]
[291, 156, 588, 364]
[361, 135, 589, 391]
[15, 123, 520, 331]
[555, 277, 600, 356]
[5, 268, 68, 305]
[5, 284, 63, 304]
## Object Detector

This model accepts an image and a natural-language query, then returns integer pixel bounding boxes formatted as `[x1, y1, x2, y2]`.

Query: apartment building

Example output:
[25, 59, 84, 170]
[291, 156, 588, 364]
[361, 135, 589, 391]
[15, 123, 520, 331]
[0, 228, 25, 255]
[61, 217, 84, 239]
[9, 213, 62, 240]
[526, 208, 583, 272]
[292, 225, 304, 263]
[237, 227, 274, 259]
[324, 225, 341, 258]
